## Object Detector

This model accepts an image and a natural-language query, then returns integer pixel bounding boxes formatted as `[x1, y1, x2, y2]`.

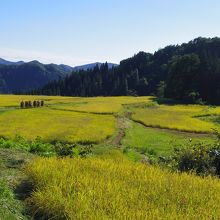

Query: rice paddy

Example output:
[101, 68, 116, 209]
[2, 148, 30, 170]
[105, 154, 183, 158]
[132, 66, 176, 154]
[132, 104, 220, 133]
[25, 155, 220, 219]
[1, 95, 220, 219]
[0, 108, 116, 143]
[51, 96, 152, 114]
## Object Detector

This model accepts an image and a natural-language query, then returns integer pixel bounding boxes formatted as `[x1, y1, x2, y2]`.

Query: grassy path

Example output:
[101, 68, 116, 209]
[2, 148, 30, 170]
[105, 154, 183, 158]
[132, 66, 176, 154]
[0, 149, 33, 219]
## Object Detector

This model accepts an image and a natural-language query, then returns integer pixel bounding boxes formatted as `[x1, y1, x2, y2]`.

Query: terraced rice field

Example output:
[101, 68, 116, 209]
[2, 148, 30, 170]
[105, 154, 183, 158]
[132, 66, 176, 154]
[1, 95, 220, 219]
[132, 104, 220, 133]
[0, 108, 116, 143]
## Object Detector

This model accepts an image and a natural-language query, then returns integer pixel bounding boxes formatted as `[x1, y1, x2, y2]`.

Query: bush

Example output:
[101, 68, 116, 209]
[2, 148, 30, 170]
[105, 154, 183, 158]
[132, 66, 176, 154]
[54, 143, 93, 157]
[29, 137, 54, 156]
[0, 135, 29, 151]
[169, 139, 220, 176]
[0, 135, 93, 158]
[54, 143, 76, 156]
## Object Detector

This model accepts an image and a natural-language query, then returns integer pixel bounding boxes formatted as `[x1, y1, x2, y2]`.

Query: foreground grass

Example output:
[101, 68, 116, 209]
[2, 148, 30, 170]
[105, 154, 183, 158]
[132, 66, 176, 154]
[122, 122, 216, 156]
[0, 108, 116, 143]
[25, 155, 220, 219]
[0, 180, 25, 220]
[132, 104, 220, 133]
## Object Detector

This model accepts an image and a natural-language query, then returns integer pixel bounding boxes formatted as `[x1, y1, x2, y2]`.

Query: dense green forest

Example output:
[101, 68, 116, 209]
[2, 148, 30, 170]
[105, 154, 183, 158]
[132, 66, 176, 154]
[31, 37, 220, 105]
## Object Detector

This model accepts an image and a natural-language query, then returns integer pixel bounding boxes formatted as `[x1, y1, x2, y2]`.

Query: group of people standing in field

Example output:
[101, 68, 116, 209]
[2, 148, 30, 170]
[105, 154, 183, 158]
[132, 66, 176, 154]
[20, 100, 44, 108]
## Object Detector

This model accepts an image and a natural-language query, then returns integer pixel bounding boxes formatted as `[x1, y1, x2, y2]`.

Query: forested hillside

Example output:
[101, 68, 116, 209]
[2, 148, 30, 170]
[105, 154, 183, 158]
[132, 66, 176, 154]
[33, 37, 220, 105]
[0, 61, 71, 93]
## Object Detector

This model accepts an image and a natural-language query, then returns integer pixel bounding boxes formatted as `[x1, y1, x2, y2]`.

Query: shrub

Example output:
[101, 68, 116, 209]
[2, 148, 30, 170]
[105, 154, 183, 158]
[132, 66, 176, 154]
[169, 139, 220, 176]
[0, 135, 29, 151]
[54, 143, 76, 156]
[29, 137, 54, 156]
[54, 142, 93, 157]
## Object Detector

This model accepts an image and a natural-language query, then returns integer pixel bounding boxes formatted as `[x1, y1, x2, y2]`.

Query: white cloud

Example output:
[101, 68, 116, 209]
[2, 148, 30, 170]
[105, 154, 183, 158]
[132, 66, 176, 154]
[0, 48, 93, 67]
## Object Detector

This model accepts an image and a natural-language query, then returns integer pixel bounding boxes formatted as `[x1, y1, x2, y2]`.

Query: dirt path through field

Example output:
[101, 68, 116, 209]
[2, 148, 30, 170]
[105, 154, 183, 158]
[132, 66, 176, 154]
[112, 107, 214, 147]
[112, 116, 131, 146]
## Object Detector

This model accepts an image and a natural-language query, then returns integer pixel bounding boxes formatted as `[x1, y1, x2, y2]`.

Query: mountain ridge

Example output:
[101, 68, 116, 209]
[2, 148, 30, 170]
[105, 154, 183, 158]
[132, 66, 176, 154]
[0, 59, 118, 93]
[0, 58, 118, 71]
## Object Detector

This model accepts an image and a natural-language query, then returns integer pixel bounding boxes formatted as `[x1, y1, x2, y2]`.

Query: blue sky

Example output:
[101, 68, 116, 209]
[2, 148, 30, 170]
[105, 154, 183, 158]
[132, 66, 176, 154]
[0, 0, 219, 66]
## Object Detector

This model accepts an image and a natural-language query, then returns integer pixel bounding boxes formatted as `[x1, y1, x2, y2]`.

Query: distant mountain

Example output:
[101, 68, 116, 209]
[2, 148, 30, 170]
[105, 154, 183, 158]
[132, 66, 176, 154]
[59, 64, 74, 72]
[0, 58, 118, 93]
[72, 62, 118, 71]
[0, 60, 71, 93]
[0, 58, 24, 66]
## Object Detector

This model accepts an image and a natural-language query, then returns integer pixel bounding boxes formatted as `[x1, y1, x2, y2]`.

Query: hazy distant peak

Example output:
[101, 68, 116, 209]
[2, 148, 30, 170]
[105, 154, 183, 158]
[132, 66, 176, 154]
[72, 62, 118, 71]
[0, 58, 24, 66]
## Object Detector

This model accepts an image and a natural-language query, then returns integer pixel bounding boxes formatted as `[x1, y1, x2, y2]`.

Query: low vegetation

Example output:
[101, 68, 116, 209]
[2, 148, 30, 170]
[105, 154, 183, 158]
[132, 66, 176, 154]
[122, 121, 215, 158]
[0, 180, 25, 219]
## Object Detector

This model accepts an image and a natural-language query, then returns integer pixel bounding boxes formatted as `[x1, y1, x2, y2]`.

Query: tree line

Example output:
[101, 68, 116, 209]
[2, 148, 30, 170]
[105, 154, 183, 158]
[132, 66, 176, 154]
[29, 37, 220, 105]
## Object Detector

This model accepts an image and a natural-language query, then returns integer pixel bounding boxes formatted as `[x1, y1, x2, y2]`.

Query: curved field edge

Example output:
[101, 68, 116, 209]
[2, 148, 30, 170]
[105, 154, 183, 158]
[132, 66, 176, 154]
[24, 156, 220, 219]
[131, 105, 220, 133]
[121, 121, 216, 157]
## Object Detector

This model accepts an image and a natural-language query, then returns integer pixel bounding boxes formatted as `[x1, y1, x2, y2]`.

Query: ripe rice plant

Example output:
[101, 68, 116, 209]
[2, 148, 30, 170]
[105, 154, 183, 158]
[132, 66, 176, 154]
[132, 104, 220, 133]
[25, 155, 220, 219]
[0, 108, 116, 143]
[0, 95, 82, 108]
[52, 96, 152, 114]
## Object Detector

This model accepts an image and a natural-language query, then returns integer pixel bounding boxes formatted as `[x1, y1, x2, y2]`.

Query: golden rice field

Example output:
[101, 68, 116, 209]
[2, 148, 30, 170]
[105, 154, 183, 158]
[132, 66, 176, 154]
[0, 95, 220, 142]
[0, 95, 82, 107]
[132, 104, 220, 133]
[1, 95, 220, 219]
[0, 95, 152, 142]
[51, 96, 152, 114]
[0, 108, 116, 143]
[25, 154, 220, 219]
